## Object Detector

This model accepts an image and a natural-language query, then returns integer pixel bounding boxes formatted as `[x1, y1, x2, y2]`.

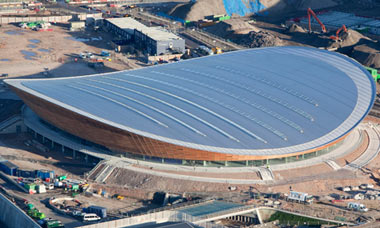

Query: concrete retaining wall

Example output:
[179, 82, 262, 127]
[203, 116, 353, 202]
[0, 193, 40, 228]
[0, 116, 26, 134]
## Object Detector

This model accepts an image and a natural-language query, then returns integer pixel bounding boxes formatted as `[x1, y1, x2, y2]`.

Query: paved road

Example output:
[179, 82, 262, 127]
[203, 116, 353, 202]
[136, 11, 244, 51]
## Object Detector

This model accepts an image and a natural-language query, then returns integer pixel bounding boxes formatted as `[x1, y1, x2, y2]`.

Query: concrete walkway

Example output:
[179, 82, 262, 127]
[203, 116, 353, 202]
[94, 165, 115, 183]
[325, 160, 341, 170]
[258, 168, 274, 181]
[344, 124, 380, 171]
[106, 160, 267, 184]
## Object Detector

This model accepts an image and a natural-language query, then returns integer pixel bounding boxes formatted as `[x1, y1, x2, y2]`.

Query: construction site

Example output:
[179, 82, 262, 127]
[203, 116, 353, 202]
[1, 0, 380, 228]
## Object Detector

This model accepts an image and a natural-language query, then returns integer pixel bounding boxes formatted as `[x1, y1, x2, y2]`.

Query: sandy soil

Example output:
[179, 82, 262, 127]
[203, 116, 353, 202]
[0, 133, 91, 177]
[0, 23, 136, 78]
[133, 165, 262, 180]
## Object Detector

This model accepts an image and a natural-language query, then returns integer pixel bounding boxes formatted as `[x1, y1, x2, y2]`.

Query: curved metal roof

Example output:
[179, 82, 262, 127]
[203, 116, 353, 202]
[5, 46, 375, 156]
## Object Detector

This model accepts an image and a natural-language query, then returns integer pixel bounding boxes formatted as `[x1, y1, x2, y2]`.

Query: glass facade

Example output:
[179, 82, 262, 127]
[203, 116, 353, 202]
[122, 138, 346, 167]
[27, 118, 348, 168]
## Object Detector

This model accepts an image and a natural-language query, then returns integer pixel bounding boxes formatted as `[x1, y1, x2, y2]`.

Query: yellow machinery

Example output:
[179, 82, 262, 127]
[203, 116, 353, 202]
[212, 47, 223, 54]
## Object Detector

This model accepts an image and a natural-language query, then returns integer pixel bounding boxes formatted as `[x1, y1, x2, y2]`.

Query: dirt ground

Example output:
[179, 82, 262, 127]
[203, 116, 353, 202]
[0, 23, 142, 78]
[168, 0, 339, 22]
[0, 133, 91, 177]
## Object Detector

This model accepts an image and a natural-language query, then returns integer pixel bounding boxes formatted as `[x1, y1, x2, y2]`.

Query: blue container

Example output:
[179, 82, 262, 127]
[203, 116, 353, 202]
[36, 170, 54, 179]
[18, 169, 36, 178]
[0, 161, 18, 176]
[87, 206, 107, 218]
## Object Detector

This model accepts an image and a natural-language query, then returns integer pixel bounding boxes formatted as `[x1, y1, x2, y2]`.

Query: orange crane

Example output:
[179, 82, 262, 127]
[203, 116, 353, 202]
[307, 8, 327, 33]
[329, 24, 347, 41]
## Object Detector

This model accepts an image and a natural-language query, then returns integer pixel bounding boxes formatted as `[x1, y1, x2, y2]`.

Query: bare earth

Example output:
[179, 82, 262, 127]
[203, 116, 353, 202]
[0, 23, 139, 79]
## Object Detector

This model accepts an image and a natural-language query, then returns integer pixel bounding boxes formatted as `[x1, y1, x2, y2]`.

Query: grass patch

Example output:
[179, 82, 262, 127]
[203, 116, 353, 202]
[268, 211, 339, 227]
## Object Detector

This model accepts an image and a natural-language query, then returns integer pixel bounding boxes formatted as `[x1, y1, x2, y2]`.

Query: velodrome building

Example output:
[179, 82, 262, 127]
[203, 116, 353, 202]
[5, 47, 376, 167]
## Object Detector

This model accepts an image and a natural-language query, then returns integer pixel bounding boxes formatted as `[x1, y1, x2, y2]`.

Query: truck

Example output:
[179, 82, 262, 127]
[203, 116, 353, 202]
[197, 45, 214, 56]
[84, 205, 107, 218]
[44, 220, 64, 228]
[348, 202, 368, 212]
[286, 191, 313, 204]
[212, 47, 223, 54]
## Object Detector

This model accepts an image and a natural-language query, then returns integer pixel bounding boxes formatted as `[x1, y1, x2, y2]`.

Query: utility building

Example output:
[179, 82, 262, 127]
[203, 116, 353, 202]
[104, 17, 147, 40]
[104, 17, 185, 55]
[134, 27, 185, 55]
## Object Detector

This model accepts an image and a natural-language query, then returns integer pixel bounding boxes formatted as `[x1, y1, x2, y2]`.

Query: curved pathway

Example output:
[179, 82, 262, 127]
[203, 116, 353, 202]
[344, 123, 380, 171]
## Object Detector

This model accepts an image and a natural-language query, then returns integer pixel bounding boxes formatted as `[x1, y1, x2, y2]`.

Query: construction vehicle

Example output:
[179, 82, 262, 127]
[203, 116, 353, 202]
[348, 202, 368, 212]
[307, 8, 327, 33]
[330, 25, 347, 42]
[198, 45, 214, 56]
[212, 47, 223, 54]
[28, 208, 46, 220]
[113, 194, 125, 200]
[286, 191, 313, 204]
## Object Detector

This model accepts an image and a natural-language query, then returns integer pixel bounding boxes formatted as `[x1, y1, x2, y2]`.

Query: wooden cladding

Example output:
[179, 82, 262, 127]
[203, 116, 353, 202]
[10, 86, 347, 161]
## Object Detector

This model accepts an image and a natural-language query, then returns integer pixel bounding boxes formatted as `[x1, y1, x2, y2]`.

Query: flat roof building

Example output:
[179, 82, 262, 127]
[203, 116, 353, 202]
[5, 47, 375, 167]
[104, 17, 148, 40]
[104, 17, 185, 55]
[134, 27, 185, 55]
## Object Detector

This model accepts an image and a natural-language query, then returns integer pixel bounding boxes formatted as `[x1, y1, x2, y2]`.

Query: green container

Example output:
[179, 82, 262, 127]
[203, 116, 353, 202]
[36, 212, 45, 220]
[46, 220, 64, 228]
[58, 175, 67, 181]
[365, 66, 380, 81]
[72, 184, 79, 191]
[27, 208, 38, 216]
[25, 183, 36, 190]
[218, 16, 231, 21]
[26, 203, 34, 210]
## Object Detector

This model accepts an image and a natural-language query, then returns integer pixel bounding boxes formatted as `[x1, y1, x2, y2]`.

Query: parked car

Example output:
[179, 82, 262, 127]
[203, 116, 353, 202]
[72, 210, 85, 217]
[360, 184, 374, 189]
[82, 213, 101, 222]
[352, 186, 360, 191]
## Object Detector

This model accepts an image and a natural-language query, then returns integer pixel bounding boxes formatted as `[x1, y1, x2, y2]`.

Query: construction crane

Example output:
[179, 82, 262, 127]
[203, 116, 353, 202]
[307, 8, 327, 33]
[329, 24, 347, 41]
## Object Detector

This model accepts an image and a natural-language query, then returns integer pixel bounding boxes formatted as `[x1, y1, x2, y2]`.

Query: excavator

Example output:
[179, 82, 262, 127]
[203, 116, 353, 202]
[307, 8, 326, 33]
[329, 24, 347, 42]
[307, 8, 347, 42]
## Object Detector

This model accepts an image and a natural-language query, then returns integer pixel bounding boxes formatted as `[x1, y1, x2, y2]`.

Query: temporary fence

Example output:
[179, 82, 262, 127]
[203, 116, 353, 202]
[0, 13, 102, 24]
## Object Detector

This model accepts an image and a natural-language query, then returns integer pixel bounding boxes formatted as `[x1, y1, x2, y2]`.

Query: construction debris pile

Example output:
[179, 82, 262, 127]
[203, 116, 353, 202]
[352, 44, 380, 69]
[287, 24, 306, 33]
[205, 19, 260, 39]
[239, 31, 284, 48]
[168, 0, 227, 22]
[328, 29, 372, 48]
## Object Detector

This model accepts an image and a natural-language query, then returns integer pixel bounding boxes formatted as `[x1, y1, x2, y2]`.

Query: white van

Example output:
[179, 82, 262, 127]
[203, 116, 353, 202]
[82, 213, 101, 222]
